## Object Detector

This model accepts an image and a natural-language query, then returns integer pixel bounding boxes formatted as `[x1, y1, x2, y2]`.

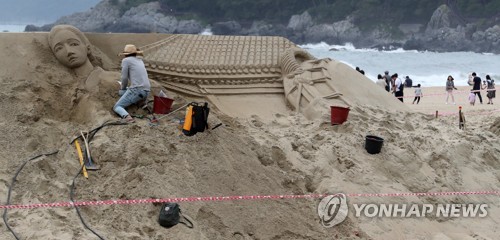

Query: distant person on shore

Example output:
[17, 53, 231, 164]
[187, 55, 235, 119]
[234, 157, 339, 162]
[384, 70, 391, 92]
[393, 74, 404, 102]
[355, 67, 365, 75]
[376, 74, 386, 89]
[413, 84, 422, 104]
[485, 75, 495, 104]
[445, 75, 458, 104]
[405, 76, 413, 88]
[390, 72, 397, 92]
[471, 72, 483, 104]
[469, 90, 476, 106]
[468, 73, 474, 86]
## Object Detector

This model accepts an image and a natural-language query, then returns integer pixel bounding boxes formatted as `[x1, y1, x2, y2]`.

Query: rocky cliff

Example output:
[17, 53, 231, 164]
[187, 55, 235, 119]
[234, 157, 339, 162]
[415, 5, 500, 53]
[26, 1, 500, 54]
[26, 1, 203, 34]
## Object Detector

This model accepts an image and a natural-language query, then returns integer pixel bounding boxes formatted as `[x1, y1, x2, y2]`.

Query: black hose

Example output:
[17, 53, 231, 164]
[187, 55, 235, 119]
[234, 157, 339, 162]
[4, 121, 126, 240]
[68, 120, 127, 240]
[70, 166, 105, 240]
[3, 150, 59, 240]
[70, 120, 127, 144]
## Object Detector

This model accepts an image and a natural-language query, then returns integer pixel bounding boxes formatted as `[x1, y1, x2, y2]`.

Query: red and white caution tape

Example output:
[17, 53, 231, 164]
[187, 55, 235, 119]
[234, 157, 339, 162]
[1, 191, 499, 210]
[431, 108, 500, 117]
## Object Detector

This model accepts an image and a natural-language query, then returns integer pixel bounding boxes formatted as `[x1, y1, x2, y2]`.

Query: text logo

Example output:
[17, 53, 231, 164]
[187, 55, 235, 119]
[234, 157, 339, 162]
[317, 193, 348, 228]
[353, 203, 488, 218]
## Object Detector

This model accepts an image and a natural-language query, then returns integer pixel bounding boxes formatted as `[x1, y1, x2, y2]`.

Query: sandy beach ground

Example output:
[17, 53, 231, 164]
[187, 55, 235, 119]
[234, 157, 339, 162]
[403, 86, 499, 132]
[407, 86, 497, 114]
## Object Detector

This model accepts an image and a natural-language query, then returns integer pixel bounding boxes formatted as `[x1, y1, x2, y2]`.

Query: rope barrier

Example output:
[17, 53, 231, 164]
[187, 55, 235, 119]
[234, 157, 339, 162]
[1, 191, 499, 210]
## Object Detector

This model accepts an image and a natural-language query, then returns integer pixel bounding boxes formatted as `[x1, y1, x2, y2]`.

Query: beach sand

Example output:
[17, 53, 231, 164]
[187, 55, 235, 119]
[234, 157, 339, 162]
[407, 86, 497, 114]
[0, 32, 498, 240]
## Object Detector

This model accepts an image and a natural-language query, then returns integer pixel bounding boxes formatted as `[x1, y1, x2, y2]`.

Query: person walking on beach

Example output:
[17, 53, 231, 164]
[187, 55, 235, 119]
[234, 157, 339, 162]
[413, 84, 422, 104]
[445, 75, 458, 104]
[393, 74, 404, 102]
[376, 74, 387, 89]
[384, 71, 391, 92]
[471, 72, 483, 104]
[113, 44, 151, 123]
[469, 90, 476, 106]
[485, 75, 495, 104]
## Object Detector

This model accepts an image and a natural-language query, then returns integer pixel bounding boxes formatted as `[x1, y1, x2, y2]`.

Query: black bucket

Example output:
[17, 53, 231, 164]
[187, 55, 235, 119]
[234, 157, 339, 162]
[365, 135, 384, 154]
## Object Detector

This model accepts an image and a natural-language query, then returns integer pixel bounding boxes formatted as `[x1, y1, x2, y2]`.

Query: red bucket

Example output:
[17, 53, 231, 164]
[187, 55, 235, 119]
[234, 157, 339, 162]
[153, 96, 174, 114]
[330, 106, 350, 125]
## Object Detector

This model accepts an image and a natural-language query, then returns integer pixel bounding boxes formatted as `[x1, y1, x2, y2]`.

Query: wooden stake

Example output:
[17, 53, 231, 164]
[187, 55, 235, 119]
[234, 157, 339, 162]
[459, 106, 465, 130]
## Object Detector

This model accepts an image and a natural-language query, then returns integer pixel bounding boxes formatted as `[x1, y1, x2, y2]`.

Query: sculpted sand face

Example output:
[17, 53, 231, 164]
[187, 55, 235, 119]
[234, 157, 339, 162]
[50, 30, 88, 68]
[48, 25, 94, 78]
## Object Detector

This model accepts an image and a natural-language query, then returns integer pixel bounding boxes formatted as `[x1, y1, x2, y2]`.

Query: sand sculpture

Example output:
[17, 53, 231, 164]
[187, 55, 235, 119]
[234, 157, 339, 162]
[140, 35, 348, 119]
[48, 25, 167, 120]
[46, 25, 398, 119]
[48, 25, 109, 91]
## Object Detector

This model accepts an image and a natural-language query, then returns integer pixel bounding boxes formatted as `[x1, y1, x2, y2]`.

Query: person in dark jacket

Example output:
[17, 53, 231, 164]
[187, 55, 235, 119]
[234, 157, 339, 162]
[405, 76, 413, 88]
[471, 72, 483, 104]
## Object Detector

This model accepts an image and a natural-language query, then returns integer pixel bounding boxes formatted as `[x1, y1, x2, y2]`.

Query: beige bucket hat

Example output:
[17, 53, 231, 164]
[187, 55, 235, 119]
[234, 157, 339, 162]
[119, 44, 143, 56]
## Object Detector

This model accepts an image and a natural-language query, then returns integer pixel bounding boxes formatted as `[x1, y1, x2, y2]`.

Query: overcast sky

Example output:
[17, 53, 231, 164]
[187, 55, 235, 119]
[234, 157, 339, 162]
[0, 0, 101, 24]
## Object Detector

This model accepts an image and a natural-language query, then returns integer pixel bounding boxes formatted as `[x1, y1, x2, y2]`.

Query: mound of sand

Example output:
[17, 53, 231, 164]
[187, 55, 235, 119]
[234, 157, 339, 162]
[0, 32, 498, 240]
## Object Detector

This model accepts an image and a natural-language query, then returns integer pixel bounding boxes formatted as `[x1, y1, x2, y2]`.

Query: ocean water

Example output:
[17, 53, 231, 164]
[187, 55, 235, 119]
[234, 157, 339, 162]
[301, 42, 500, 87]
[0, 24, 27, 32]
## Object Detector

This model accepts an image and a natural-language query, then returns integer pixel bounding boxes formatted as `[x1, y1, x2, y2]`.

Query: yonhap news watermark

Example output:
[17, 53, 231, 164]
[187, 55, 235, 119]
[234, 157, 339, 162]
[352, 203, 488, 218]
[317, 193, 489, 228]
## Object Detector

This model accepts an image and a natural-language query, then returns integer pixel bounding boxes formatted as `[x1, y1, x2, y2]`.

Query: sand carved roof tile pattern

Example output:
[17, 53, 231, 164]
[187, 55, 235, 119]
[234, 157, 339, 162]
[141, 35, 297, 96]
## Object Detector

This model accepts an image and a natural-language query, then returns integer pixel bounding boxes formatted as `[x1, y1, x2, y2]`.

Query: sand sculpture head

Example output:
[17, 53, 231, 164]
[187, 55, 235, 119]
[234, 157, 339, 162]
[48, 25, 93, 71]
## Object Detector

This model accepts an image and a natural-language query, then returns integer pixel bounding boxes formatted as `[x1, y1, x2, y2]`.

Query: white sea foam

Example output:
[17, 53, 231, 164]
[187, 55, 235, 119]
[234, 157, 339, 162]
[299, 42, 419, 53]
[0, 24, 27, 32]
[200, 28, 213, 35]
[303, 44, 500, 87]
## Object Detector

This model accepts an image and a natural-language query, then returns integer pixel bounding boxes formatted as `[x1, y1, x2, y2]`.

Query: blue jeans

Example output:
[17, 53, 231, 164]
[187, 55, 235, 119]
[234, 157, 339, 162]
[113, 88, 149, 118]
